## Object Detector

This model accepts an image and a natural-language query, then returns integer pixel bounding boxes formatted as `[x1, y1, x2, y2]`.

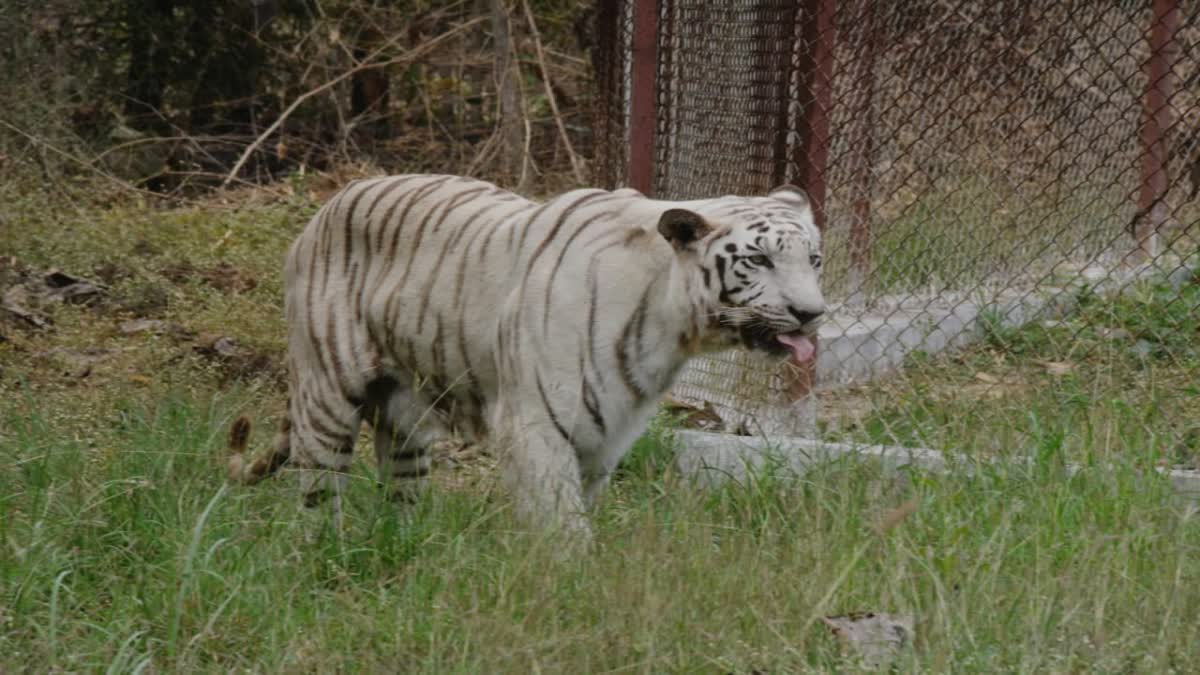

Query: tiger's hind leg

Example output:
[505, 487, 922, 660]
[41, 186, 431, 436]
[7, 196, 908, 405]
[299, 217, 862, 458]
[364, 375, 456, 504]
[288, 383, 364, 530]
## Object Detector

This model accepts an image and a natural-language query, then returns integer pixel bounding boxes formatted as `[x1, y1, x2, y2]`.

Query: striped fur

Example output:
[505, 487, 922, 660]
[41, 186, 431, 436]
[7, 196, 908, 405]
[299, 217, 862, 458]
[227, 174, 824, 537]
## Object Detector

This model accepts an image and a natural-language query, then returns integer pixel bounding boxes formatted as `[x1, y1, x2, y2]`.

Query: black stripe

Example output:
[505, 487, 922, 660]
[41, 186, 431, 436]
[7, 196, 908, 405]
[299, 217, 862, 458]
[340, 180, 381, 275]
[318, 191, 351, 295]
[390, 446, 425, 461]
[580, 357, 606, 435]
[360, 177, 422, 285]
[306, 417, 351, 449]
[615, 282, 655, 400]
[535, 372, 573, 445]
[373, 176, 433, 252]
[583, 236, 629, 370]
[505, 200, 556, 256]
[307, 391, 352, 435]
[494, 321, 507, 378]
[454, 282, 484, 403]
[303, 231, 333, 383]
[304, 489, 331, 508]
[365, 177, 455, 330]
[540, 211, 611, 338]
[714, 254, 731, 303]
[347, 260, 367, 324]
[632, 284, 648, 360]
[511, 194, 610, 340]
[343, 178, 387, 272]
[431, 314, 444, 376]
[587, 276, 599, 365]
[411, 187, 487, 266]
[431, 186, 489, 234]
[393, 190, 457, 296]
[703, 228, 734, 255]
[467, 390, 488, 437]
[383, 176, 455, 267]
[414, 188, 493, 327]
[478, 219, 506, 263]
[450, 202, 526, 308]
[453, 219, 497, 302]
[325, 309, 349, 394]
[487, 203, 542, 263]
[392, 465, 431, 479]
[364, 177, 415, 226]
[525, 191, 610, 275]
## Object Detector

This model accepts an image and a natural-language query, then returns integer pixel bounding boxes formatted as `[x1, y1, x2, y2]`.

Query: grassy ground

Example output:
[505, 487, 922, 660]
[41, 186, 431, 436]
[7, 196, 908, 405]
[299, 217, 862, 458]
[823, 277, 1200, 470]
[3, 184, 1200, 671]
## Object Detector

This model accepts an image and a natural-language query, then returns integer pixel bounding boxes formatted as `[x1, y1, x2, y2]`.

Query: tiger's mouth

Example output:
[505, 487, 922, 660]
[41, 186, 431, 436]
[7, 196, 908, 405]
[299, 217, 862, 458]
[730, 321, 818, 366]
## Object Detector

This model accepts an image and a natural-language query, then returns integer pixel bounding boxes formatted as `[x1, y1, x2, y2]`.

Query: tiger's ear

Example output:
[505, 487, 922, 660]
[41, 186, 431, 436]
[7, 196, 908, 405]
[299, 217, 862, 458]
[769, 184, 810, 210]
[657, 209, 711, 252]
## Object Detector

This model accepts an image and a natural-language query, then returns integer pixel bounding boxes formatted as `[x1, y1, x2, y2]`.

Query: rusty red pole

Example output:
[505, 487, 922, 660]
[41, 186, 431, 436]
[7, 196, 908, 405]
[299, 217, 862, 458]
[848, 0, 875, 300]
[628, 0, 659, 196]
[1136, 0, 1180, 261]
[793, 0, 835, 231]
[786, 0, 835, 408]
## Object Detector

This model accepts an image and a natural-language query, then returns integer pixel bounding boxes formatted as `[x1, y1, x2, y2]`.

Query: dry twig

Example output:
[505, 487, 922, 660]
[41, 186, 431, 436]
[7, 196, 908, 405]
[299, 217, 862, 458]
[521, 0, 586, 183]
[0, 119, 165, 201]
[222, 17, 486, 187]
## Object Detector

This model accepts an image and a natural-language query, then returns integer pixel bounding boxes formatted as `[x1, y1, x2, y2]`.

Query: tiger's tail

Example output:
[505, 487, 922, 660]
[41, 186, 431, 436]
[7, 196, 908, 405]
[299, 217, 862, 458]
[226, 414, 291, 485]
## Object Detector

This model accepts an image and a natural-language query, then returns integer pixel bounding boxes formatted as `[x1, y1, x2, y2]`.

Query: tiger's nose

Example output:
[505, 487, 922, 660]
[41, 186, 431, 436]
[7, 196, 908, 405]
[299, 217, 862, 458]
[788, 306, 824, 325]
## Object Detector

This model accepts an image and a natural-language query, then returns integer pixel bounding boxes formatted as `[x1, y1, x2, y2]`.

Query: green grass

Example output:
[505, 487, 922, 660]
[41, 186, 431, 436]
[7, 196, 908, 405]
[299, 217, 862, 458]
[3, 184, 1200, 671]
[825, 277, 1200, 468]
[1, 371, 1198, 671]
[2, 390, 1199, 671]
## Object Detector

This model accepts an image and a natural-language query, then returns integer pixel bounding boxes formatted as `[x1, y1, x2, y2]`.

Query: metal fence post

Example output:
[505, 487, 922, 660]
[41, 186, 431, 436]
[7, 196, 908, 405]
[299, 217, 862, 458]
[1136, 0, 1181, 261]
[793, 0, 835, 231]
[785, 0, 835, 406]
[848, 0, 876, 303]
[628, 0, 659, 196]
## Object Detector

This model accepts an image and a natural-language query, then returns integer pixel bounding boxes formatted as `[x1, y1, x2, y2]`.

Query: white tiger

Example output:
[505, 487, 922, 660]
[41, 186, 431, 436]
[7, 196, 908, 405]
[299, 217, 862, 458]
[227, 174, 825, 537]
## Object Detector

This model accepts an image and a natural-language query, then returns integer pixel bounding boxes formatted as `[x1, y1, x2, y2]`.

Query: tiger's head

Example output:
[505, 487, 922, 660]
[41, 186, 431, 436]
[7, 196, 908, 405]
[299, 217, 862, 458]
[657, 185, 825, 366]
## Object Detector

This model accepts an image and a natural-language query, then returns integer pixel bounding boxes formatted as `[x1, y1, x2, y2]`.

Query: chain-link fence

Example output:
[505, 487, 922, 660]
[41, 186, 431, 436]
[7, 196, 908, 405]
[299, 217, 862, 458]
[594, 0, 1200, 463]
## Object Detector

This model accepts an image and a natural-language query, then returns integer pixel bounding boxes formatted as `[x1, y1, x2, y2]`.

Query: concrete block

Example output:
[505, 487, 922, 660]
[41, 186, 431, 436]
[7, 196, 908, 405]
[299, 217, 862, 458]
[673, 429, 1200, 503]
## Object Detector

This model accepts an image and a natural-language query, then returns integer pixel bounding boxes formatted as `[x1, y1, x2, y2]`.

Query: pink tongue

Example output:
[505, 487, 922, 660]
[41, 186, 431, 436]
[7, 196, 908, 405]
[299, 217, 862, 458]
[776, 333, 816, 364]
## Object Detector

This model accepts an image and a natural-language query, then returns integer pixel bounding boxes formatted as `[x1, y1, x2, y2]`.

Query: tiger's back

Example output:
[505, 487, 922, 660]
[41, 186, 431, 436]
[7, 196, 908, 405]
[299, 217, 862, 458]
[284, 174, 540, 439]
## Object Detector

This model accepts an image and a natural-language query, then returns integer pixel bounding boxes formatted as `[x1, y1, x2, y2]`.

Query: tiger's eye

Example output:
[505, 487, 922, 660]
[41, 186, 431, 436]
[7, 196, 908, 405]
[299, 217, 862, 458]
[748, 254, 772, 268]
[809, 254, 822, 269]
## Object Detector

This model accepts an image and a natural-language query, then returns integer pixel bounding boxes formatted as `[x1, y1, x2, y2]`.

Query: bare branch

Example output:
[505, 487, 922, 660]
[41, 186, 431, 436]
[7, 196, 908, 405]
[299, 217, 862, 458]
[0, 119, 163, 200]
[222, 16, 486, 187]
[521, 0, 586, 183]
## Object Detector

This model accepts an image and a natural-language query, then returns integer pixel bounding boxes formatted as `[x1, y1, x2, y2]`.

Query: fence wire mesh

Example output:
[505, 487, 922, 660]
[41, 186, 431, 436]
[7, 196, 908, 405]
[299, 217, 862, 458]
[595, 0, 1200, 466]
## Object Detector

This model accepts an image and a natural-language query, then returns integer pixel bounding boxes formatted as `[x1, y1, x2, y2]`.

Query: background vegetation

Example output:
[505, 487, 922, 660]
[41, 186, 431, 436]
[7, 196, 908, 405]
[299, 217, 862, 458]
[1, 1, 1199, 671]
[0, 0, 590, 197]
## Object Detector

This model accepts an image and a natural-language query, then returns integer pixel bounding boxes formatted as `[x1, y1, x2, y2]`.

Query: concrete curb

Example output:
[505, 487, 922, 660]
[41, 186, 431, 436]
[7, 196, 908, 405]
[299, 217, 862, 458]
[673, 429, 1200, 503]
[816, 260, 1193, 387]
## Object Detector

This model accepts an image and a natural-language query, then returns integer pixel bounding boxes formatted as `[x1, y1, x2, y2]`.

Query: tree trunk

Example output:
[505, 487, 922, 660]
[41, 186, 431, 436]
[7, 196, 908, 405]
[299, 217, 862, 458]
[351, 24, 392, 143]
[490, 0, 526, 188]
[187, 2, 264, 136]
[123, 0, 175, 132]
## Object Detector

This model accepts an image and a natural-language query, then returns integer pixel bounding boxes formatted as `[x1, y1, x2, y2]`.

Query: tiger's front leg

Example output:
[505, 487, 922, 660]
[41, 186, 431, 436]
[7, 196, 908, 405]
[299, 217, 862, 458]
[493, 395, 592, 545]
